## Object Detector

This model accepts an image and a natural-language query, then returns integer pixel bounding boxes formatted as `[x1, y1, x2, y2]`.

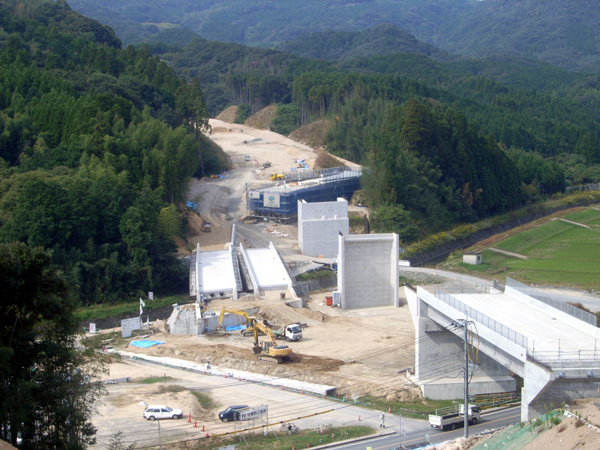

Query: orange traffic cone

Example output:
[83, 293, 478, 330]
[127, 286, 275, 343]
[388, 407, 391, 413]
[194, 421, 197, 428]
[188, 413, 192, 423]
[202, 424, 205, 432]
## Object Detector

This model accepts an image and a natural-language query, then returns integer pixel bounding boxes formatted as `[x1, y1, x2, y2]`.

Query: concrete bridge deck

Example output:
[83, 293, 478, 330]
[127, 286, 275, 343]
[406, 278, 600, 421]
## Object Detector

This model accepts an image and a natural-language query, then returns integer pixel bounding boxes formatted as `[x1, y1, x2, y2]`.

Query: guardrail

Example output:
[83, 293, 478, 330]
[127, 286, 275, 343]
[507, 277, 597, 327]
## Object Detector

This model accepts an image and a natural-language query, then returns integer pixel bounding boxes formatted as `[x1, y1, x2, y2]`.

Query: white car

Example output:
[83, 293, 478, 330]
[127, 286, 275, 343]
[143, 405, 183, 420]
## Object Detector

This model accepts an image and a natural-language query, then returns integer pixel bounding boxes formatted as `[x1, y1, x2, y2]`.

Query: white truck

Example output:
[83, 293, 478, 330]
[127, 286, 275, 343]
[273, 323, 303, 341]
[429, 404, 480, 430]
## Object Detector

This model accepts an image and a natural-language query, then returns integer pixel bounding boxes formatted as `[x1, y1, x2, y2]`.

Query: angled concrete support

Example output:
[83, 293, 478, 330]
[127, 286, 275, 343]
[521, 360, 555, 421]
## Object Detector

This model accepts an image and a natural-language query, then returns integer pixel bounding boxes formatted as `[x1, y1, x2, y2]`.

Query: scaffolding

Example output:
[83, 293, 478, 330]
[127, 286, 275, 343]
[246, 167, 362, 221]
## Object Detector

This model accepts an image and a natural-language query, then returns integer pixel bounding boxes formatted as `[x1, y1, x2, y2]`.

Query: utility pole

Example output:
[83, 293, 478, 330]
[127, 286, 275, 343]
[463, 320, 469, 438]
[454, 319, 473, 439]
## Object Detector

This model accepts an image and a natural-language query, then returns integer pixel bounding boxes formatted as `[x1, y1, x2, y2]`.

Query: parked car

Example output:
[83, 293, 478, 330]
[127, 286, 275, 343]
[143, 405, 183, 420]
[218, 405, 249, 422]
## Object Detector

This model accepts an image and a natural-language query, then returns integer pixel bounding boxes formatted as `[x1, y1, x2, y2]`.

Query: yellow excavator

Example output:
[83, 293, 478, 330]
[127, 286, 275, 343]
[217, 307, 264, 337]
[251, 321, 294, 364]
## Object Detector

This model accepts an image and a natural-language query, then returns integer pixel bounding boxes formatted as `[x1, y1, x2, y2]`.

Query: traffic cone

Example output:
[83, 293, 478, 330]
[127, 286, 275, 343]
[281, 385, 284, 390]
[307, 442, 310, 448]
[188, 413, 191, 423]
[388, 407, 391, 413]
[206, 432, 209, 437]
[358, 415, 361, 421]
[224, 373, 227, 378]
[194, 421, 197, 428]
[332, 432, 335, 438]
[202, 424, 205, 432]
[238, 375, 241, 381]
[301, 389, 304, 394]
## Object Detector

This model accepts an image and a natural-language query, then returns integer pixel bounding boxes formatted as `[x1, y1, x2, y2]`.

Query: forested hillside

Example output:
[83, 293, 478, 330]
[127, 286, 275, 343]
[0, 0, 227, 305]
[69, 0, 600, 73]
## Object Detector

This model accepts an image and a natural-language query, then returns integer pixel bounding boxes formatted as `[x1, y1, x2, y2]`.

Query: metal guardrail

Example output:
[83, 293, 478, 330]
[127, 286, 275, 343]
[506, 277, 597, 327]
[435, 288, 528, 349]
[529, 350, 600, 362]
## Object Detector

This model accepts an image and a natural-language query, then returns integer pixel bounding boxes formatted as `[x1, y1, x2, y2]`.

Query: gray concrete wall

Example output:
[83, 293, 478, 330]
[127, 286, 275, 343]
[338, 234, 399, 309]
[525, 379, 600, 419]
[167, 305, 197, 335]
[414, 298, 515, 399]
[200, 307, 260, 334]
[422, 377, 517, 400]
[298, 199, 349, 258]
[300, 218, 348, 257]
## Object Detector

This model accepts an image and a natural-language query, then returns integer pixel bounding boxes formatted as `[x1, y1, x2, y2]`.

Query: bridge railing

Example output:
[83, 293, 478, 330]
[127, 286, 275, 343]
[506, 277, 597, 327]
[529, 350, 600, 363]
[435, 288, 528, 349]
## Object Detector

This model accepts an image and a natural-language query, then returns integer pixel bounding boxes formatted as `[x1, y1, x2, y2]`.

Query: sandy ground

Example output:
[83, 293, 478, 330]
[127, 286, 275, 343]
[112, 291, 418, 402]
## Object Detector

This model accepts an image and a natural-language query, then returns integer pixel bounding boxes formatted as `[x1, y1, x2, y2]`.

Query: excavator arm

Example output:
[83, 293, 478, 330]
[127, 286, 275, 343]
[217, 307, 253, 329]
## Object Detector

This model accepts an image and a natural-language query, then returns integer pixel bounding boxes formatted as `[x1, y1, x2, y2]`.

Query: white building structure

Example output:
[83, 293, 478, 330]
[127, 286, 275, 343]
[298, 198, 349, 257]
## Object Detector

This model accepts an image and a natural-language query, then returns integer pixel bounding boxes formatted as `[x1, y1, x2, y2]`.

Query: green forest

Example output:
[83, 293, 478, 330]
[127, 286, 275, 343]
[0, 0, 229, 305]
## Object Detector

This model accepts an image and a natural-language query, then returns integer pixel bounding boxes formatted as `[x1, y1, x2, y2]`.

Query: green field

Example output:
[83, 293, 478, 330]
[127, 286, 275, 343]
[444, 206, 600, 290]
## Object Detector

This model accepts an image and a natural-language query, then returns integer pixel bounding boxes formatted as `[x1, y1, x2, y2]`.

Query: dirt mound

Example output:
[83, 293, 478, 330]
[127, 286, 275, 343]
[245, 105, 278, 130]
[216, 106, 238, 123]
[289, 118, 333, 149]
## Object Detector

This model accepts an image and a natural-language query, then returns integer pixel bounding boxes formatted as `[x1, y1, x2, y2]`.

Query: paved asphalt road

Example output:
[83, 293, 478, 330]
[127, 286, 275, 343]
[325, 406, 521, 450]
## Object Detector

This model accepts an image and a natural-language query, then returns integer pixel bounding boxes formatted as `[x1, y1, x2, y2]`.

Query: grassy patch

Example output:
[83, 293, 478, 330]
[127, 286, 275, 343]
[296, 268, 336, 281]
[441, 205, 600, 290]
[138, 376, 175, 385]
[80, 331, 127, 349]
[75, 294, 192, 322]
[171, 425, 373, 450]
[358, 396, 458, 420]
[191, 391, 216, 410]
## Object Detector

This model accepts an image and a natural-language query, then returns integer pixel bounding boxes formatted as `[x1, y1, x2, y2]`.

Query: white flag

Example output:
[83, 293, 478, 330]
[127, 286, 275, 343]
[140, 298, 145, 315]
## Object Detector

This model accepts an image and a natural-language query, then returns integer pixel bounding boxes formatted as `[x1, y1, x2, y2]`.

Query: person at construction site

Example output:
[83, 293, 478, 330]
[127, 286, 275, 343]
[380, 411, 385, 428]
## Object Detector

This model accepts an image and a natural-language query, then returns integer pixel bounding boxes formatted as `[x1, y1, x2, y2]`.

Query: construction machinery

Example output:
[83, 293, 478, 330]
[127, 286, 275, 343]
[270, 172, 285, 181]
[273, 323, 303, 341]
[252, 320, 294, 363]
[217, 307, 263, 337]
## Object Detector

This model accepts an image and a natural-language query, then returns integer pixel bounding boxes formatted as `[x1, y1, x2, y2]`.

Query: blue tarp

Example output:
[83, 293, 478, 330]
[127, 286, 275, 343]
[186, 201, 198, 209]
[130, 340, 165, 348]
[226, 325, 245, 331]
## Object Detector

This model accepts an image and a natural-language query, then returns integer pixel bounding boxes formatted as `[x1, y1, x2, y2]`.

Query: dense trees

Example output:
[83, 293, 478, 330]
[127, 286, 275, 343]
[360, 100, 524, 240]
[0, 242, 105, 449]
[0, 1, 226, 305]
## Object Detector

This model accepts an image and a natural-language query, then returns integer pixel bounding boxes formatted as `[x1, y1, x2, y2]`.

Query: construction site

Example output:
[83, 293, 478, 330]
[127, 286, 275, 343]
[91, 115, 600, 450]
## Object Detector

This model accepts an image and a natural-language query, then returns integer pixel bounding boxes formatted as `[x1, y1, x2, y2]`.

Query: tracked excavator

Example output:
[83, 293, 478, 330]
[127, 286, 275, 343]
[251, 321, 294, 364]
